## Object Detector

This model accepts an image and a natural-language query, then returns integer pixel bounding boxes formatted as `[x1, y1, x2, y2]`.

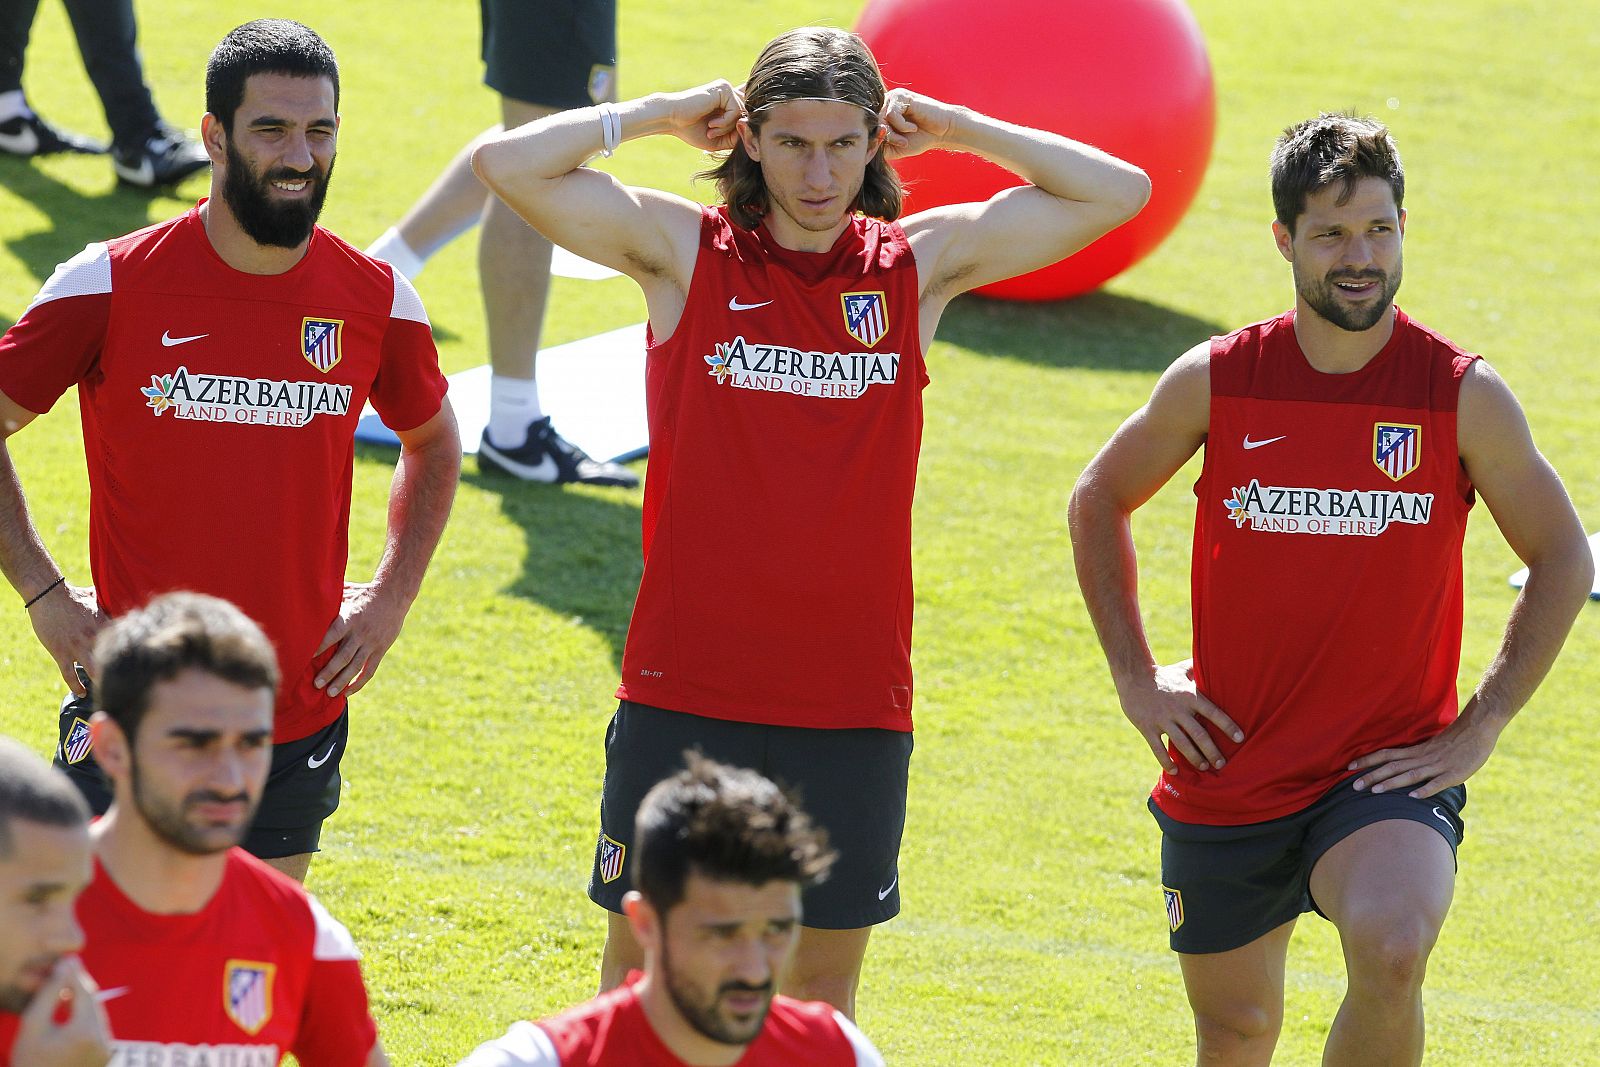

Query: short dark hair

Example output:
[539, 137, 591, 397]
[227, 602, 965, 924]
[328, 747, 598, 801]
[701, 26, 902, 230]
[205, 19, 339, 133]
[0, 736, 89, 858]
[1270, 112, 1404, 235]
[634, 752, 835, 915]
[93, 592, 279, 743]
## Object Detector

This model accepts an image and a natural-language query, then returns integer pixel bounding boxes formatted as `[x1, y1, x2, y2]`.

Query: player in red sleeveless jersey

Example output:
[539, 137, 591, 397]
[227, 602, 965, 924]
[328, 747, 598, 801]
[0, 20, 460, 884]
[458, 754, 882, 1067]
[73, 592, 388, 1066]
[0, 738, 108, 1067]
[472, 25, 1151, 1015]
[1070, 114, 1592, 1066]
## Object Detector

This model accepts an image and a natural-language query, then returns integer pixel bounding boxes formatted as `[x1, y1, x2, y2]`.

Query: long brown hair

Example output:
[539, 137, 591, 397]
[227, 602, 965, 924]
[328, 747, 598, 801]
[701, 27, 903, 229]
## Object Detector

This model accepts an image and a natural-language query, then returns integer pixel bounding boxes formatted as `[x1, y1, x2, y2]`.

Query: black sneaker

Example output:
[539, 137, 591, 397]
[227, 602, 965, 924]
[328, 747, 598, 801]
[479, 417, 640, 487]
[0, 111, 106, 156]
[112, 125, 209, 187]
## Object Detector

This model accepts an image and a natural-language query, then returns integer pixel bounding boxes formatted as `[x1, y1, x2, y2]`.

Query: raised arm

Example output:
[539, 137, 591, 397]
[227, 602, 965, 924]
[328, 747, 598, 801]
[471, 82, 743, 324]
[1350, 360, 1592, 796]
[1068, 343, 1242, 773]
[892, 89, 1151, 322]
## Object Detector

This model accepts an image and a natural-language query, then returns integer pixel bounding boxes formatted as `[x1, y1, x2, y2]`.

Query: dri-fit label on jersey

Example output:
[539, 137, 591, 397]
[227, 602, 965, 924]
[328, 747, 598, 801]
[704, 336, 900, 399]
[1222, 478, 1434, 536]
[141, 365, 353, 426]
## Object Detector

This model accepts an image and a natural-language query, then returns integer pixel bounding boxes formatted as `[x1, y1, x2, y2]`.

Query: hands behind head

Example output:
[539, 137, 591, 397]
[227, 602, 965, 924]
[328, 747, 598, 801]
[670, 80, 745, 152]
[877, 88, 961, 160]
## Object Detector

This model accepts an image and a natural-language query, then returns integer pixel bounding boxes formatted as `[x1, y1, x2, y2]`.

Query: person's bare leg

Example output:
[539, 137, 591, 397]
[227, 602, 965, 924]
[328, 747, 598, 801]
[261, 852, 312, 883]
[599, 908, 644, 992]
[482, 97, 559, 388]
[393, 124, 504, 260]
[1309, 820, 1455, 1067]
[782, 926, 872, 1020]
[1178, 919, 1296, 1067]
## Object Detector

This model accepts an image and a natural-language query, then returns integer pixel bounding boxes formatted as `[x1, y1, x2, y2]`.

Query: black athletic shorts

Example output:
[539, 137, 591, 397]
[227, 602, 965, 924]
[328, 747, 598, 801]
[1151, 773, 1466, 954]
[481, 0, 617, 109]
[588, 701, 914, 930]
[55, 692, 348, 859]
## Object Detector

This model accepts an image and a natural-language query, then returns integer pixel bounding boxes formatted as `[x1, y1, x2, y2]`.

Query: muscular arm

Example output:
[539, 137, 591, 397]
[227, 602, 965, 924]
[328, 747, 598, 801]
[1351, 360, 1592, 795]
[472, 83, 741, 332]
[894, 90, 1151, 335]
[313, 401, 461, 696]
[1068, 344, 1242, 772]
[0, 390, 102, 695]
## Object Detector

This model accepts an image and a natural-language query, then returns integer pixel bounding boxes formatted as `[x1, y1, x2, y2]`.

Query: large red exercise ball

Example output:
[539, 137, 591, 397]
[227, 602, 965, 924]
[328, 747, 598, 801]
[856, 0, 1215, 301]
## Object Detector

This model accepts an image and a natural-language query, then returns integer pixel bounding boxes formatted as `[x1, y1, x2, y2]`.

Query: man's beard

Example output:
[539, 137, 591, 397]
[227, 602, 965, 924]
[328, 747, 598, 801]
[660, 938, 774, 1046]
[222, 138, 333, 249]
[130, 758, 256, 856]
[1296, 259, 1403, 332]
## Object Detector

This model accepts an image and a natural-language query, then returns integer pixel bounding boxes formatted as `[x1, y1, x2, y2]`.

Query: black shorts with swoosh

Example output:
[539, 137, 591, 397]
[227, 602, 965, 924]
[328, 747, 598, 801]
[55, 693, 348, 859]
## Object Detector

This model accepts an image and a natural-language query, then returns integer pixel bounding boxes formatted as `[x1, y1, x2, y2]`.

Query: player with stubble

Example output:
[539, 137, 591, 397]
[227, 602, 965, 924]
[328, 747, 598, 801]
[0, 738, 109, 1067]
[0, 18, 459, 883]
[471, 25, 1150, 1017]
[1069, 113, 1592, 1066]
[459, 754, 883, 1066]
[73, 591, 389, 1065]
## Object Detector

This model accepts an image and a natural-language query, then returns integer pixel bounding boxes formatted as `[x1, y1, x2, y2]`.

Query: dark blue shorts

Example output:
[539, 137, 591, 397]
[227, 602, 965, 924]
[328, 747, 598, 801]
[481, 0, 617, 109]
[55, 693, 348, 859]
[589, 701, 913, 930]
[1150, 774, 1466, 954]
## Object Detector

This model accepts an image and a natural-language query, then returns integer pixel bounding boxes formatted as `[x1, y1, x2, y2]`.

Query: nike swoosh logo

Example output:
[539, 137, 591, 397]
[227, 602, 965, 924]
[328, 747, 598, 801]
[878, 874, 898, 901]
[307, 741, 339, 769]
[728, 297, 773, 312]
[96, 986, 131, 1003]
[1431, 806, 1453, 830]
[1242, 434, 1286, 450]
[161, 330, 209, 347]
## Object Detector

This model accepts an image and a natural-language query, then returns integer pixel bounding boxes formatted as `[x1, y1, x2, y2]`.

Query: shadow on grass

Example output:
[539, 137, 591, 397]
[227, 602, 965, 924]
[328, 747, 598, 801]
[353, 442, 642, 670]
[1, 158, 168, 291]
[937, 290, 1227, 374]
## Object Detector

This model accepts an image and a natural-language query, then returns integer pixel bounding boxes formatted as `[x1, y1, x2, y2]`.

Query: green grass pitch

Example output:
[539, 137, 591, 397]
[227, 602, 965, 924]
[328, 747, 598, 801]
[3, 1, 1598, 1062]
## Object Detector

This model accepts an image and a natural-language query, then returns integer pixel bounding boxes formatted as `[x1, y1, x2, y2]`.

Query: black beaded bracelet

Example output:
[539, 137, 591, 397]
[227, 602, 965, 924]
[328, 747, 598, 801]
[23, 575, 65, 609]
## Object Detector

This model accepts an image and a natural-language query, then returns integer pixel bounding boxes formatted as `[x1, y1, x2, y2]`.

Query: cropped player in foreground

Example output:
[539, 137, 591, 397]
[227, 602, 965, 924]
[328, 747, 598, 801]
[473, 25, 1150, 1015]
[0, 18, 459, 882]
[76, 593, 389, 1065]
[1069, 113, 1592, 1066]
[458, 754, 883, 1066]
[0, 738, 108, 1067]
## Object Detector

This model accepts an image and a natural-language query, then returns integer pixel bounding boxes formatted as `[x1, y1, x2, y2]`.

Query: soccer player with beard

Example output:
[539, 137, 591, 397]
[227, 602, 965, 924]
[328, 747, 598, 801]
[472, 25, 1150, 1017]
[0, 737, 108, 1067]
[458, 754, 882, 1067]
[0, 19, 459, 883]
[66, 592, 389, 1065]
[1069, 113, 1592, 1066]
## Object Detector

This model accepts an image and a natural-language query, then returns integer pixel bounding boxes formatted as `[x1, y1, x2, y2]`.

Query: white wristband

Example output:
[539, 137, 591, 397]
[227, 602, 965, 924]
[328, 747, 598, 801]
[598, 102, 621, 157]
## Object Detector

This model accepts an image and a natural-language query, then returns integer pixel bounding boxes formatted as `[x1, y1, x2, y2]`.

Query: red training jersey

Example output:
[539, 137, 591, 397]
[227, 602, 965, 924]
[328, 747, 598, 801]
[71, 848, 378, 1065]
[617, 206, 927, 731]
[0, 202, 447, 743]
[457, 975, 883, 1066]
[1155, 308, 1478, 824]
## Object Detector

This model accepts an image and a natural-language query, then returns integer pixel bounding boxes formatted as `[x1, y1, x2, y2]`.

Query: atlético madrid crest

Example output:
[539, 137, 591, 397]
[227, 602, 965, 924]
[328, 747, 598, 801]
[301, 317, 344, 373]
[1373, 422, 1421, 481]
[597, 833, 626, 884]
[1162, 886, 1185, 932]
[841, 291, 888, 348]
[62, 716, 93, 765]
[224, 960, 275, 1035]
